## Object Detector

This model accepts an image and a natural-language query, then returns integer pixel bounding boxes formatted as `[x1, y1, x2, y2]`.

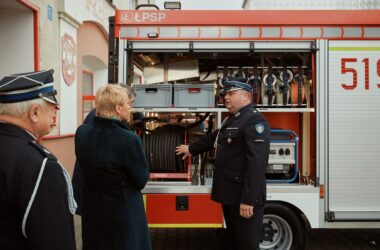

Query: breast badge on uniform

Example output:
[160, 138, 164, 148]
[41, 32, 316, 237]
[255, 124, 265, 134]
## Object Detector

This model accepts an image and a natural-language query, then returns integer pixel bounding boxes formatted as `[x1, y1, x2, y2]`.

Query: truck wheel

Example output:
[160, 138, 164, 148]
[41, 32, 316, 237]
[260, 203, 307, 250]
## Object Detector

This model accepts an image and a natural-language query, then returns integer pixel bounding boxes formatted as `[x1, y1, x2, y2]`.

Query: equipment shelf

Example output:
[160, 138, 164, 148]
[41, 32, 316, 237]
[132, 107, 315, 113]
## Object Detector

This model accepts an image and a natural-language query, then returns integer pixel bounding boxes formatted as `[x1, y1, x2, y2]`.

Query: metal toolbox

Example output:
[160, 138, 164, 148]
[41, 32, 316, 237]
[133, 83, 172, 108]
[173, 83, 215, 107]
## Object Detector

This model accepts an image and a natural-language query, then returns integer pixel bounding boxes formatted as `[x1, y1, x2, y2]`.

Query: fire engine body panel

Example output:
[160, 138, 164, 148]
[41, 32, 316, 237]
[110, 9, 380, 249]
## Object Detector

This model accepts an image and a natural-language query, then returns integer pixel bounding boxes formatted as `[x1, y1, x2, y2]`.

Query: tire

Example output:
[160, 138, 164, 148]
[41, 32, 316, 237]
[260, 202, 307, 250]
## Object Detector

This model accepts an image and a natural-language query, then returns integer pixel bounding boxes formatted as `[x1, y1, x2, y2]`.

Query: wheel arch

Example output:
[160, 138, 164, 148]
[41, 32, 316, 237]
[265, 200, 312, 230]
[262, 201, 310, 250]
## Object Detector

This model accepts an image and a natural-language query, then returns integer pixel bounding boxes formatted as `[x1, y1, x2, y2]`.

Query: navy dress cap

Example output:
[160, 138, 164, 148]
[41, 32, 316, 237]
[0, 69, 58, 105]
[221, 77, 251, 95]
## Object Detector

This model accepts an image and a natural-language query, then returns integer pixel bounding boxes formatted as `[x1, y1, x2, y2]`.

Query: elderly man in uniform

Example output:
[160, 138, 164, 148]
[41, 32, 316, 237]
[176, 77, 270, 250]
[0, 70, 76, 250]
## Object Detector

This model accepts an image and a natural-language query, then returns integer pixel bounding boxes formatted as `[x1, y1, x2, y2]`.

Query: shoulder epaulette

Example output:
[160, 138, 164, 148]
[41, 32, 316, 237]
[29, 141, 57, 160]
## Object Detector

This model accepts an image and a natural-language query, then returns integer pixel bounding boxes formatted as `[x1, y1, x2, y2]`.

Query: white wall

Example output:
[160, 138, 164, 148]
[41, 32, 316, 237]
[93, 69, 108, 93]
[114, 0, 136, 10]
[0, 9, 34, 78]
[59, 21, 78, 134]
[62, 0, 116, 33]
[83, 55, 108, 94]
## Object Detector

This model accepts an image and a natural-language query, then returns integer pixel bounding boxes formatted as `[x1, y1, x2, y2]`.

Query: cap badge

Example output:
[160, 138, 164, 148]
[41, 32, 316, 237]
[255, 124, 264, 134]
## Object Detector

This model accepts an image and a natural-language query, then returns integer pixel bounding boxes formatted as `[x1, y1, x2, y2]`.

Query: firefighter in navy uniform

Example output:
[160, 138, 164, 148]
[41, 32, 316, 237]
[176, 77, 270, 250]
[0, 70, 76, 250]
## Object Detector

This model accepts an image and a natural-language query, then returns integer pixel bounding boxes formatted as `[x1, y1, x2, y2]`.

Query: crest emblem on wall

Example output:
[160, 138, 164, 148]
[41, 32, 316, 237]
[61, 33, 76, 86]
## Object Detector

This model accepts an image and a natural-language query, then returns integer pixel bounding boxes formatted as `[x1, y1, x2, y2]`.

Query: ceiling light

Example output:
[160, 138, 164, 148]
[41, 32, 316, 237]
[164, 1, 181, 10]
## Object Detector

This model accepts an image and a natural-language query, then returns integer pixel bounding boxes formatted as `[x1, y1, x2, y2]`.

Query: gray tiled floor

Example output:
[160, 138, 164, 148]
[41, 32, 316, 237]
[74, 216, 380, 250]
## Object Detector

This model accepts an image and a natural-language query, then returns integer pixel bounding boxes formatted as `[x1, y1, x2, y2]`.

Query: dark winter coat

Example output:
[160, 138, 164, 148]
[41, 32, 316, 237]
[0, 122, 76, 250]
[75, 117, 151, 250]
[72, 108, 96, 215]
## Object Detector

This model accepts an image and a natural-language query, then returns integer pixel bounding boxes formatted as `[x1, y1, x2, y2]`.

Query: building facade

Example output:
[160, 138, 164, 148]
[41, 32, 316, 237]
[0, 0, 150, 174]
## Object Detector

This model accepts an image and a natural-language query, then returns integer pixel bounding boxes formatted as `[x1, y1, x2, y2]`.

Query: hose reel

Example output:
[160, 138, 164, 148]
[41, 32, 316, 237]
[141, 124, 186, 173]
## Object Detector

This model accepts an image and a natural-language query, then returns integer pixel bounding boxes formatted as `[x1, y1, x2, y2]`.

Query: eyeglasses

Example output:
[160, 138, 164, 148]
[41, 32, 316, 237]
[129, 100, 135, 107]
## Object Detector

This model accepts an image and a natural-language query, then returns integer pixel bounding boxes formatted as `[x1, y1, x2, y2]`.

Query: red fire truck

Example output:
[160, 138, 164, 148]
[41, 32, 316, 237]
[108, 7, 380, 249]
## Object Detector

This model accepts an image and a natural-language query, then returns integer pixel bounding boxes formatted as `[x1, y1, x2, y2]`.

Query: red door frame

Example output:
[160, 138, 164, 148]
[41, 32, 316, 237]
[17, 0, 40, 70]
[82, 70, 95, 121]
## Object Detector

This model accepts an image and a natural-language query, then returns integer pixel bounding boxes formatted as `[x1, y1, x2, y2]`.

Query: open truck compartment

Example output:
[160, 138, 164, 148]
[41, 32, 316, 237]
[109, 8, 380, 250]
[127, 48, 316, 185]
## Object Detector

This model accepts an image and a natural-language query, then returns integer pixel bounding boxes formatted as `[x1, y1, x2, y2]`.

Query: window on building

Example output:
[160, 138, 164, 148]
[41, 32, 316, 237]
[82, 70, 94, 121]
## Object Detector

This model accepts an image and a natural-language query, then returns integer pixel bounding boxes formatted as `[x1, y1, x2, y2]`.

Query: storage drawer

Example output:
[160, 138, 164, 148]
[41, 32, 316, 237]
[133, 83, 172, 108]
[173, 83, 215, 107]
[145, 194, 223, 228]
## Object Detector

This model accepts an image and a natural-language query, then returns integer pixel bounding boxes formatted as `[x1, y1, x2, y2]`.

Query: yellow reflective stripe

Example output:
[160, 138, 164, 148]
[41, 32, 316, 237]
[148, 223, 223, 228]
[330, 47, 380, 51]
[143, 194, 146, 211]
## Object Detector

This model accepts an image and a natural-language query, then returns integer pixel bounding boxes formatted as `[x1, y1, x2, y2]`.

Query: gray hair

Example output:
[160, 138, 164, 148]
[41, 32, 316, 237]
[0, 98, 46, 117]
[119, 84, 136, 99]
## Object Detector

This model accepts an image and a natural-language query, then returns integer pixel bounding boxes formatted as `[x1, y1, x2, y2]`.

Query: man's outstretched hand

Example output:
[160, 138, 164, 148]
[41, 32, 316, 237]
[175, 145, 192, 160]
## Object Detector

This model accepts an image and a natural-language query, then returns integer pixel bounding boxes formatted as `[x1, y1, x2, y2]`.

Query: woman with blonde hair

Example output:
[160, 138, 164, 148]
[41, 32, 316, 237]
[75, 84, 151, 250]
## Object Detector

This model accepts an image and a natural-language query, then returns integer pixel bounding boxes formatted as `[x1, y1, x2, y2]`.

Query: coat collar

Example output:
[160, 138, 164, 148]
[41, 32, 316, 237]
[0, 122, 36, 141]
[221, 104, 253, 129]
[232, 103, 252, 119]
[93, 116, 129, 130]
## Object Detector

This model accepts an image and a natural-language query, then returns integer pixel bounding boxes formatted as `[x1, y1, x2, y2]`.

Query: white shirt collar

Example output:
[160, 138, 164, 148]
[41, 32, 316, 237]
[24, 129, 37, 140]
